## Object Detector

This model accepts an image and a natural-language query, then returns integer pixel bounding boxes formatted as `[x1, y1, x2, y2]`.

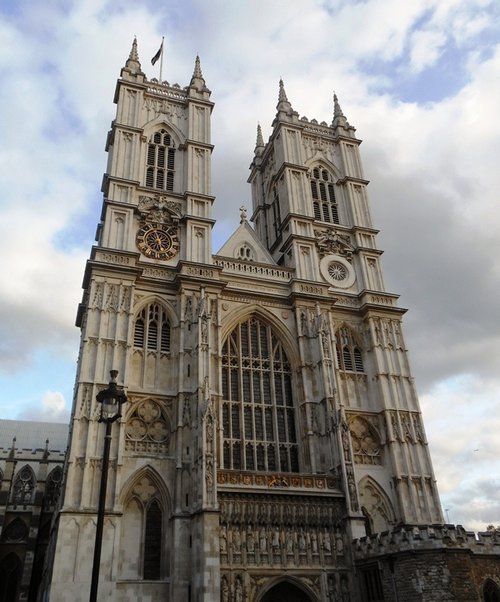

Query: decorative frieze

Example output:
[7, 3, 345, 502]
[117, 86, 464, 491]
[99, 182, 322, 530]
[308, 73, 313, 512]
[217, 471, 338, 491]
[219, 493, 345, 571]
[213, 258, 292, 281]
[219, 493, 344, 527]
[94, 251, 135, 267]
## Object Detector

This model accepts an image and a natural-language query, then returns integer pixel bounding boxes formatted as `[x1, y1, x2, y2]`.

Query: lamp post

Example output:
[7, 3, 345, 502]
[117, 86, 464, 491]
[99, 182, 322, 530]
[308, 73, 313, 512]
[89, 370, 127, 602]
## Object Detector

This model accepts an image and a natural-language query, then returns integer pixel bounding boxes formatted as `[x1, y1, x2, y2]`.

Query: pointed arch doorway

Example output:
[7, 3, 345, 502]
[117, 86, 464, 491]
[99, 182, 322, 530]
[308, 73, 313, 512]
[260, 581, 314, 602]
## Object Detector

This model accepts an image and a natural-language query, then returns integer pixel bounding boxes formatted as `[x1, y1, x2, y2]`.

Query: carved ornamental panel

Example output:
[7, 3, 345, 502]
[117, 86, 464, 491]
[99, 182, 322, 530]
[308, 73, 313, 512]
[219, 492, 346, 570]
[125, 398, 170, 454]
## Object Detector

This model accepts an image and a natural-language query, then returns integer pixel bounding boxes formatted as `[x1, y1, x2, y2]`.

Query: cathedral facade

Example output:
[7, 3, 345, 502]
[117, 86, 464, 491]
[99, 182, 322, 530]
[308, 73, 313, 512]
[46, 40, 500, 602]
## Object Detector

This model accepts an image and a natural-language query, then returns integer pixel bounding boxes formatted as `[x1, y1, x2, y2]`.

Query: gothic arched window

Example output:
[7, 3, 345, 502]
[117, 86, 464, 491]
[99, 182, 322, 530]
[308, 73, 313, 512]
[45, 466, 63, 508]
[145, 129, 176, 192]
[119, 474, 165, 581]
[335, 326, 364, 372]
[221, 317, 299, 473]
[235, 243, 254, 261]
[484, 579, 500, 602]
[310, 167, 339, 224]
[143, 500, 162, 580]
[12, 466, 35, 506]
[0, 553, 22, 602]
[133, 303, 171, 353]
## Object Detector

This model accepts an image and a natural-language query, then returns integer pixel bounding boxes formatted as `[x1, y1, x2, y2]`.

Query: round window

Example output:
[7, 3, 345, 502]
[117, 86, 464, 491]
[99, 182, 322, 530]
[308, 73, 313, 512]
[320, 255, 356, 288]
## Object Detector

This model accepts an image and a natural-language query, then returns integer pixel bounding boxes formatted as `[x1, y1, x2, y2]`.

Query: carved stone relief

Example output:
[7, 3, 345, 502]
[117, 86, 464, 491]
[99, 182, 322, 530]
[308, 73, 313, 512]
[89, 282, 131, 313]
[358, 477, 395, 533]
[348, 415, 382, 465]
[389, 410, 423, 444]
[371, 317, 405, 350]
[219, 493, 345, 569]
[125, 398, 170, 454]
[346, 465, 359, 512]
[314, 228, 354, 260]
[138, 194, 181, 224]
[78, 384, 92, 419]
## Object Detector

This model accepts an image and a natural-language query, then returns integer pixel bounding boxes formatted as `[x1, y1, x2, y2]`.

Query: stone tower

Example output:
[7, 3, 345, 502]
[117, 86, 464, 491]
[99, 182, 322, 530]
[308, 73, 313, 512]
[48, 40, 443, 602]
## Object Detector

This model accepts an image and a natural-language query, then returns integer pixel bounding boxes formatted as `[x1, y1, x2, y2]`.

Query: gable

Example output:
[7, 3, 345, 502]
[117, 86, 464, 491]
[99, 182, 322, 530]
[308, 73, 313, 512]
[215, 219, 276, 265]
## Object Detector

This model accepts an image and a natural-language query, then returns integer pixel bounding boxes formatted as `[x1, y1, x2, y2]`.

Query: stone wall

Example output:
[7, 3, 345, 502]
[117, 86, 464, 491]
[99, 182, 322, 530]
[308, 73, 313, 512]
[354, 524, 500, 601]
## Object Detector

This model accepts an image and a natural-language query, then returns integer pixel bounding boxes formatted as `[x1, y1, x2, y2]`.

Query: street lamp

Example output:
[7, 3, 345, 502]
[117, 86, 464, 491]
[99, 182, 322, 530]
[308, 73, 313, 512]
[89, 370, 127, 602]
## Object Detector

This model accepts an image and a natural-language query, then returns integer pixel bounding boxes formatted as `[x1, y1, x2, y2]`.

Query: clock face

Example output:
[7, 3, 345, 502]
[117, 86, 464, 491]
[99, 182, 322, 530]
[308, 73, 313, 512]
[136, 222, 179, 260]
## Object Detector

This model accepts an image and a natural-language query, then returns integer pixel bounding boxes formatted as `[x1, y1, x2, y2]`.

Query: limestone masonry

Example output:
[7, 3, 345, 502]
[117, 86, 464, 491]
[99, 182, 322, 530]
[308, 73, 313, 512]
[2, 38, 498, 602]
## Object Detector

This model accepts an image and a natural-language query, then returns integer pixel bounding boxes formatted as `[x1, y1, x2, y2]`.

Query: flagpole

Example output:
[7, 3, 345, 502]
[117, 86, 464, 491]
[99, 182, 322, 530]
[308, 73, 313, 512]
[159, 36, 164, 82]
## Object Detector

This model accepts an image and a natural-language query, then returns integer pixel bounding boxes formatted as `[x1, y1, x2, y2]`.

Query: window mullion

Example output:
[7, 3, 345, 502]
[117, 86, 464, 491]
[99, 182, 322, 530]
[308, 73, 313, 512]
[238, 326, 245, 469]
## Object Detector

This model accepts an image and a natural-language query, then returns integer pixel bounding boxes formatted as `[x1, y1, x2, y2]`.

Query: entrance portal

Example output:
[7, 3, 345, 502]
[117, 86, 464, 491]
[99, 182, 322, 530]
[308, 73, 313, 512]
[261, 581, 313, 602]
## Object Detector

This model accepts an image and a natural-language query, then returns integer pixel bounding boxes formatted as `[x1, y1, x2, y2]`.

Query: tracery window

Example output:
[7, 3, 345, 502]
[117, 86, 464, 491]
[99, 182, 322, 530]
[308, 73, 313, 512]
[133, 303, 171, 353]
[143, 500, 162, 579]
[0, 553, 22, 602]
[236, 243, 254, 261]
[349, 416, 381, 465]
[1, 517, 28, 542]
[125, 399, 170, 454]
[145, 129, 175, 192]
[120, 474, 165, 581]
[12, 466, 35, 506]
[483, 579, 500, 602]
[45, 466, 63, 508]
[221, 317, 299, 473]
[335, 326, 364, 372]
[310, 167, 339, 224]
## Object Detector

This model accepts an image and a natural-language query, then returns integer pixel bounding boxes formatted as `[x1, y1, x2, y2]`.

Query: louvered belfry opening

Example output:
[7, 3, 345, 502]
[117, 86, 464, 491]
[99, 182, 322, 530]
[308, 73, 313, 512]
[133, 304, 170, 353]
[310, 167, 339, 224]
[335, 326, 364, 373]
[145, 129, 175, 192]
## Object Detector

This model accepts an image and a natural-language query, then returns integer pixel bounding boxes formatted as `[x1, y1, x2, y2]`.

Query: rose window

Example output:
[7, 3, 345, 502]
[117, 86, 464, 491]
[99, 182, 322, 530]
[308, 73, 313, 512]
[328, 261, 348, 281]
[319, 254, 356, 288]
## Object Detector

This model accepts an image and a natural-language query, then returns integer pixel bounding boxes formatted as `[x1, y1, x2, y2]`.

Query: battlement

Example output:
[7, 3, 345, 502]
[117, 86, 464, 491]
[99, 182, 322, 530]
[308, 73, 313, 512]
[353, 524, 500, 558]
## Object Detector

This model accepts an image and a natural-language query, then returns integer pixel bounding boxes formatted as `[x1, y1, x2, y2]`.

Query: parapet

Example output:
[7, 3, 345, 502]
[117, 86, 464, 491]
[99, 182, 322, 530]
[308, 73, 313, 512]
[353, 523, 500, 559]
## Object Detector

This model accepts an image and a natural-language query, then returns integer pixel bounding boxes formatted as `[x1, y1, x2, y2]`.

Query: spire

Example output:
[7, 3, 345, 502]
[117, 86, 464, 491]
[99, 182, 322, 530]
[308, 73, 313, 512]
[256, 123, 264, 146]
[278, 78, 289, 104]
[255, 123, 264, 155]
[123, 36, 143, 76]
[276, 78, 292, 111]
[42, 438, 50, 462]
[190, 54, 206, 89]
[9, 436, 16, 460]
[193, 55, 203, 79]
[275, 78, 295, 123]
[332, 92, 348, 129]
[333, 93, 344, 118]
[129, 37, 139, 62]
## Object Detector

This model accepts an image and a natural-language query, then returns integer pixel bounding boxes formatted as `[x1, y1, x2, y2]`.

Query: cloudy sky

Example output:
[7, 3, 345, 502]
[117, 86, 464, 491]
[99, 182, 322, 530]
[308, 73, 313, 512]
[1, 0, 499, 531]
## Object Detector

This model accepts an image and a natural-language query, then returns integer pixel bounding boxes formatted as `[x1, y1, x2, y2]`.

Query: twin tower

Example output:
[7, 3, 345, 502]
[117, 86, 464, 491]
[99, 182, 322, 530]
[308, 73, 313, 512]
[48, 39, 442, 602]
